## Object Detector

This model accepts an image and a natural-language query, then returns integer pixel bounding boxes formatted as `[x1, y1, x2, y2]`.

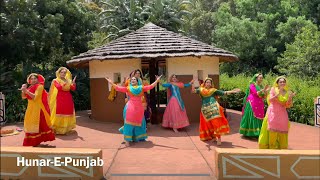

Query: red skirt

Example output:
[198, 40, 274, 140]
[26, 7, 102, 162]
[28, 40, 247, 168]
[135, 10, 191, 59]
[23, 111, 55, 146]
[199, 106, 230, 141]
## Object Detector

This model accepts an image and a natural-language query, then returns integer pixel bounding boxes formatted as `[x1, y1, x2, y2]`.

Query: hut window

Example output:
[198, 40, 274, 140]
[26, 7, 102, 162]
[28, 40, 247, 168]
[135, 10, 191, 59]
[197, 70, 203, 80]
[113, 73, 121, 83]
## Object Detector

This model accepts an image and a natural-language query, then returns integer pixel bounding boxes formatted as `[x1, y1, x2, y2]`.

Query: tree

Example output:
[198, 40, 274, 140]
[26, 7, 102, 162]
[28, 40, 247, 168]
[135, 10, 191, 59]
[276, 27, 320, 78]
[0, 0, 99, 122]
[276, 16, 317, 51]
[146, 0, 192, 33]
[212, 3, 276, 75]
[98, 0, 192, 42]
[99, 0, 148, 41]
[297, 0, 320, 26]
[0, 0, 99, 68]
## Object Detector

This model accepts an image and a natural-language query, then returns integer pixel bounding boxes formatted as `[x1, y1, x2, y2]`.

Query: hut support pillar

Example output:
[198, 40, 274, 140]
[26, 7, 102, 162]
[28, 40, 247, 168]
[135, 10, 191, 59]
[149, 58, 158, 124]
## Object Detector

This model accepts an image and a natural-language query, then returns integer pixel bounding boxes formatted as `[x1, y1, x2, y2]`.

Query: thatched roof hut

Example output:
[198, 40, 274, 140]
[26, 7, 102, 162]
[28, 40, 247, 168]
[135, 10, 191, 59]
[67, 23, 238, 123]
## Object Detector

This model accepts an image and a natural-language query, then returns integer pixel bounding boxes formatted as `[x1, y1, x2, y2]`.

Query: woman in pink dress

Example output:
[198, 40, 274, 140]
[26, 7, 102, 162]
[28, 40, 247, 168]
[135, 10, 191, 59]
[240, 73, 269, 137]
[162, 74, 194, 132]
[105, 75, 162, 146]
[258, 76, 296, 149]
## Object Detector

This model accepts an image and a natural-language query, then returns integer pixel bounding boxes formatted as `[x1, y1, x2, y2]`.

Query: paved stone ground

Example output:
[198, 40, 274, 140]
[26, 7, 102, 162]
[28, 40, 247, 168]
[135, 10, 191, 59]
[1, 110, 319, 180]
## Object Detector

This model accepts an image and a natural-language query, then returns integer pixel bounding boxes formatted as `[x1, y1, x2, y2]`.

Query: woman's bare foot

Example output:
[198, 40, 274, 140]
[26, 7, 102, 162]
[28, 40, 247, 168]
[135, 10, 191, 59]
[217, 138, 222, 146]
[173, 128, 179, 133]
[211, 137, 217, 143]
[125, 141, 130, 147]
[66, 130, 76, 135]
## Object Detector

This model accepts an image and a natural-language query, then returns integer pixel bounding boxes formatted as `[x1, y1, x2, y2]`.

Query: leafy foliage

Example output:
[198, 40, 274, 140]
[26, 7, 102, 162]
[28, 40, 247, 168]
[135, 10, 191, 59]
[97, 0, 192, 43]
[220, 73, 319, 125]
[0, 0, 97, 123]
[276, 27, 320, 78]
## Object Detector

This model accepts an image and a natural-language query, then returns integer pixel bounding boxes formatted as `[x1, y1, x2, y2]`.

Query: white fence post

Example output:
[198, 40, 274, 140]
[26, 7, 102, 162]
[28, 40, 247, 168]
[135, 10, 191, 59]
[315, 96, 320, 127]
[0, 92, 5, 125]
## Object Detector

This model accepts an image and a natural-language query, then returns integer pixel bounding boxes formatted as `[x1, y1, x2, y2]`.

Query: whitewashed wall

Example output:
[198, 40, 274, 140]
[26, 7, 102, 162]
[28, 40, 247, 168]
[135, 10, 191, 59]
[89, 59, 141, 91]
[166, 56, 219, 80]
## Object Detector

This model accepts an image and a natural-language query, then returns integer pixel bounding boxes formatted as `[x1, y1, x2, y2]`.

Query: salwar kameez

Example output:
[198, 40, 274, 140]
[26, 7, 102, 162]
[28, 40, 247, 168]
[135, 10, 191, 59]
[23, 76, 55, 146]
[258, 79, 293, 149]
[125, 78, 151, 125]
[258, 115, 289, 149]
[115, 84, 154, 142]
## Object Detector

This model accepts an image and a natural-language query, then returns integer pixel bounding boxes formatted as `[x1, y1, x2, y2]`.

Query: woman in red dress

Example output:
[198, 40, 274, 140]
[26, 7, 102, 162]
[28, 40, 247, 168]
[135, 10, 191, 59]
[49, 67, 76, 134]
[20, 73, 55, 146]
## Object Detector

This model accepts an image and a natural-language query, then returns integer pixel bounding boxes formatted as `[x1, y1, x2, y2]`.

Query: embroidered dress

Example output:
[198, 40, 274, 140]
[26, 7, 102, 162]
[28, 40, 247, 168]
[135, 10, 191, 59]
[162, 82, 190, 129]
[240, 74, 266, 136]
[194, 87, 230, 141]
[49, 67, 76, 134]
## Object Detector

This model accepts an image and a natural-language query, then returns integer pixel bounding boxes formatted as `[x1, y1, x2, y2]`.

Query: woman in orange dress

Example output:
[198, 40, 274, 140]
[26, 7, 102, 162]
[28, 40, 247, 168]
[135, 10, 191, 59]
[192, 77, 241, 145]
[49, 67, 76, 134]
[20, 73, 55, 146]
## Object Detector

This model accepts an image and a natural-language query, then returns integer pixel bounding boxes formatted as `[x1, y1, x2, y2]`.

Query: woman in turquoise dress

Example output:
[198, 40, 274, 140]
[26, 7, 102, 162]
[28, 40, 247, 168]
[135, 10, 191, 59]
[161, 74, 193, 132]
[106, 75, 161, 146]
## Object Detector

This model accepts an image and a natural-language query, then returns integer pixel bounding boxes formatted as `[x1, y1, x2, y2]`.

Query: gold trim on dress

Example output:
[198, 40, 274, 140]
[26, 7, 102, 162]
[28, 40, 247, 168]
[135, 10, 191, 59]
[55, 114, 74, 117]
[124, 134, 147, 139]
[239, 127, 260, 132]
[25, 130, 53, 138]
[125, 121, 142, 126]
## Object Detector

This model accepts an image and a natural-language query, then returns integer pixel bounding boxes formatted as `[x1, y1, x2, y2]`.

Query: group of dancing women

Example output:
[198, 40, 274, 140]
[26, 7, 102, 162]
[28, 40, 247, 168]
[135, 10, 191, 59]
[20, 67, 76, 146]
[21, 68, 295, 149]
[240, 74, 296, 149]
[105, 70, 241, 146]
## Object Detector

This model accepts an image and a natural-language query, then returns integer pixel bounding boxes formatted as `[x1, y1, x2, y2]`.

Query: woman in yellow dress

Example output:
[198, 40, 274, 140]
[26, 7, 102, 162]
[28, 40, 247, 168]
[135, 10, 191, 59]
[49, 67, 77, 134]
[20, 73, 55, 146]
[258, 76, 296, 149]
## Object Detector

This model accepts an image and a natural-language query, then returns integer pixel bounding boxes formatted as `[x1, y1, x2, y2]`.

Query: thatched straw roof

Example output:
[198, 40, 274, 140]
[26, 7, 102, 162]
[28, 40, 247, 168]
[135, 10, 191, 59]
[67, 23, 238, 67]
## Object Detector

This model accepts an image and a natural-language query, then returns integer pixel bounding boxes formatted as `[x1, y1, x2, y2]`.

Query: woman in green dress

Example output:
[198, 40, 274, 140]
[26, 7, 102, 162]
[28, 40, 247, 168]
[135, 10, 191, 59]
[240, 73, 269, 137]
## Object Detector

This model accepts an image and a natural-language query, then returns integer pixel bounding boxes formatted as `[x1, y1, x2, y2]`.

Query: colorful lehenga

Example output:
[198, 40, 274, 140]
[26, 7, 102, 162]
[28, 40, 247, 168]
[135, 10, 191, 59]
[23, 74, 55, 146]
[259, 77, 292, 149]
[194, 86, 230, 141]
[115, 83, 155, 142]
[240, 74, 266, 137]
[162, 82, 190, 129]
[49, 67, 76, 134]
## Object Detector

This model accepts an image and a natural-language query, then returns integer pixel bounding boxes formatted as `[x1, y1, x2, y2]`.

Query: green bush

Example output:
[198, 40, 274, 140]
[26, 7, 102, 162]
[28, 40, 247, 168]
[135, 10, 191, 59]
[219, 73, 319, 125]
[4, 92, 27, 123]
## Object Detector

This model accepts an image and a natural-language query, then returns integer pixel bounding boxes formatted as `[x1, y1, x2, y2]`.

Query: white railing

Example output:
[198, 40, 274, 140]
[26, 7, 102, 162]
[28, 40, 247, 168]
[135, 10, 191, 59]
[0, 92, 5, 126]
[315, 96, 320, 127]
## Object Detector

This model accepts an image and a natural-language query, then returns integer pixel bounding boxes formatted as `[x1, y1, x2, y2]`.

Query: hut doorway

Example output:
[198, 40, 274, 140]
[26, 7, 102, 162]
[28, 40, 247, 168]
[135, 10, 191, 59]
[141, 58, 167, 124]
